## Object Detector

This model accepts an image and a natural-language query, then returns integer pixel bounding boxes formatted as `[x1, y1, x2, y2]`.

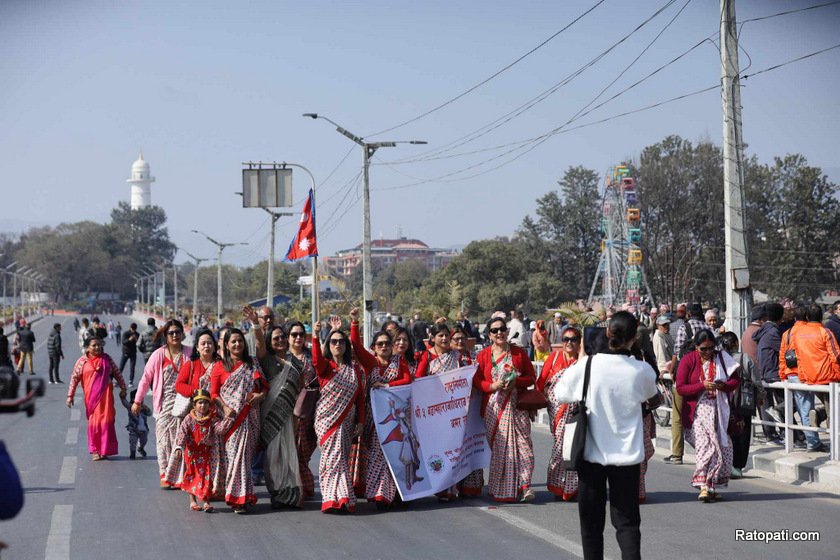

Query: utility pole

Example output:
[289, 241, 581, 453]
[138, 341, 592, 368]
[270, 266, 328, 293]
[720, 0, 752, 337]
[173, 264, 178, 318]
[303, 113, 426, 346]
[192, 230, 247, 323]
[183, 251, 207, 328]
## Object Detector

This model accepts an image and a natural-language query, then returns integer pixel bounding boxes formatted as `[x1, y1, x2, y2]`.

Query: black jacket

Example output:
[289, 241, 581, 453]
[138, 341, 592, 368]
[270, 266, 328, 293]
[16, 328, 35, 353]
[47, 330, 64, 357]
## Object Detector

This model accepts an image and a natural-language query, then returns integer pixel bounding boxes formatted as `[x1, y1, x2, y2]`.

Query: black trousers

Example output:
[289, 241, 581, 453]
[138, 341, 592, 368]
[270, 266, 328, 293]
[48, 354, 61, 382]
[731, 414, 753, 469]
[119, 353, 137, 384]
[578, 461, 641, 560]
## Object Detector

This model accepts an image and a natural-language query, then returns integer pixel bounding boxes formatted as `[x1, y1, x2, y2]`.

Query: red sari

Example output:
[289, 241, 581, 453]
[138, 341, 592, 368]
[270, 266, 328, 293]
[537, 350, 579, 499]
[68, 354, 126, 457]
[312, 337, 366, 513]
[349, 323, 411, 505]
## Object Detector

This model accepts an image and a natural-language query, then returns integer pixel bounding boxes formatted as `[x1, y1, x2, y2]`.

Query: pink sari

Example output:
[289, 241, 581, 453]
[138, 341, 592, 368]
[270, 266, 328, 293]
[69, 354, 125, 457]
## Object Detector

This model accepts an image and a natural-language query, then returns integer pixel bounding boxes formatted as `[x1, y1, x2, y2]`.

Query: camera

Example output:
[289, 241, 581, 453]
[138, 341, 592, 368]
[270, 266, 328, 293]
[0, 365, 46, 416]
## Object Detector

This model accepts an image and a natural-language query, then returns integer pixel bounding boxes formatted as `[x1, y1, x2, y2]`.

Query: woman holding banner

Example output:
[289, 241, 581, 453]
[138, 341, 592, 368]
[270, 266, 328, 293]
[536, 325, 582, 501]
[474, 316, 536, 503]
[312, 321, 366, 514]
[416, 322, 484, 499]
[348, 308, 412, 510]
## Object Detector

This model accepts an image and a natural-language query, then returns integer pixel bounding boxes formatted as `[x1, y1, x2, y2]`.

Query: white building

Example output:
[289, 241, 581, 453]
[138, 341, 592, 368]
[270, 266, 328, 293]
[126, 153, 155, 209]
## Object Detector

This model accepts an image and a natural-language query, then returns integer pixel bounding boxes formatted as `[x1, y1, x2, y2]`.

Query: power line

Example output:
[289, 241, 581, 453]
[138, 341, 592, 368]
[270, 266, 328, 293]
[740, 0, 840, 25]
[365, 0, 608, 138]
[742, 42, 840, 80]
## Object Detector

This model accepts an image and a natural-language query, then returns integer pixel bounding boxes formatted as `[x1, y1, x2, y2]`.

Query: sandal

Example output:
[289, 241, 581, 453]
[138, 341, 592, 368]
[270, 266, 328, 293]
[190, 504, 202, 512]
[232, 506, 246, 514]
[91, 454, 102, 461]
[203, 504, 215, 513]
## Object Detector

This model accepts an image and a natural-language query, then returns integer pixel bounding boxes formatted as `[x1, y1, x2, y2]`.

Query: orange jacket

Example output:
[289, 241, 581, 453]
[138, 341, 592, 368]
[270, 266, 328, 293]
[779, 321, 840, 384]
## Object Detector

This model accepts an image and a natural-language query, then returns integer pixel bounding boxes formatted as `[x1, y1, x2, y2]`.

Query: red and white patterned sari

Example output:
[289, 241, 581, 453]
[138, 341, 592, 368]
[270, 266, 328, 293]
[485, 352, 534, 502]
[364, 356, 403, 504]
[315, 363, 361, 512]
[159, 354, 185, 486]
[219, 362, 261, 506]
[293, 353, 317, 499]
[541, 351, 579, 499]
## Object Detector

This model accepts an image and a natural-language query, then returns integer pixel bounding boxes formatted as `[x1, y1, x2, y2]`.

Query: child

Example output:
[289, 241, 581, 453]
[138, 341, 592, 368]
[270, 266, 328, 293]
[174, 390, 231, 512]
[120, 389, 150, 460]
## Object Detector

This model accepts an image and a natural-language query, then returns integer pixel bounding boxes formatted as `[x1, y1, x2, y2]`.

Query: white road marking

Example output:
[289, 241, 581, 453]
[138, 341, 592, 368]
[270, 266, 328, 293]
[58, 456, 77, 484]
[481, 505, 597, 560]
[69, 409, 80, 421]
[65, 426, 79, 445]
[44, 504, 73, 560]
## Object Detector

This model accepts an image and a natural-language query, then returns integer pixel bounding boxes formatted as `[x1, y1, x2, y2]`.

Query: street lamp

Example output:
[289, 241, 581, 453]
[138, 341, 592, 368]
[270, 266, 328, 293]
[16, 266, 31, 321]
[182, 250, 207, 328]
[191, 230, 247, 322]
[303, 113, 427, 346]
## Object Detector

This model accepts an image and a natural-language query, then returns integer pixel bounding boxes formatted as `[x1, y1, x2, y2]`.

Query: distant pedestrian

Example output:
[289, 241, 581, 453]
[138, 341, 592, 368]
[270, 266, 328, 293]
[119, 389, 150, 460]
[78, 318, 91, 353]
[0, 321, 11, 368]
[119, 323, 141, 386]
[15, 321, 35, 375]
[115, 323, 122, 345]
[47, 323, 65, 384]
[138, 317, 158, 363]
[73, 318, 80, 332]
[90, 317, 108, 347]
[66, 337, 127, 461]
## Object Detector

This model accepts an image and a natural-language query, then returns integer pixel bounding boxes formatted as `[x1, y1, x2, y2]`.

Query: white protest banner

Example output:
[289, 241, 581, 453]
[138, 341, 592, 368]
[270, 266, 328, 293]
[370, 365, 488, 501]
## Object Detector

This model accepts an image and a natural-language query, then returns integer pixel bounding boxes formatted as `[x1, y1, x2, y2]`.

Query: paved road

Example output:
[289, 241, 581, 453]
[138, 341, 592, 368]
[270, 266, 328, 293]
[1, 315, 837, 559]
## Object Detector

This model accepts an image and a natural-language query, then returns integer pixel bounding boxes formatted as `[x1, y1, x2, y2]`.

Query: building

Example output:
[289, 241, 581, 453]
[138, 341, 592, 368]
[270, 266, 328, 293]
[322, 237, 459, 278]
[126, 153, 155, 209]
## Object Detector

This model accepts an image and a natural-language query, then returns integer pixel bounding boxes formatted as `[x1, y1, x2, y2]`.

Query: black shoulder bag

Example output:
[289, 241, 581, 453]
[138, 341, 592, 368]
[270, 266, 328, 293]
[562, 355, 592, 472]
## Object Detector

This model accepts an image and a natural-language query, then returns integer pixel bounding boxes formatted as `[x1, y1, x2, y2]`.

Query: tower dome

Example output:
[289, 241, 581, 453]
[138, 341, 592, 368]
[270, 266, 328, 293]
[126, 153, 155, 209]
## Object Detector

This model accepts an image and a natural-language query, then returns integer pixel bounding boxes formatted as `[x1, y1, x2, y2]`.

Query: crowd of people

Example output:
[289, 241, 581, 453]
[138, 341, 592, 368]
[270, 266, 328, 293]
[32, 297, 838, 560]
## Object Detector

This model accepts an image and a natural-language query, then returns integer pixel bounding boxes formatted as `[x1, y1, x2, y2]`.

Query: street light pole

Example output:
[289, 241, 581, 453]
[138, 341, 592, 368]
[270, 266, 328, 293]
[183, 250, 207, 329]
[192, 230, 247, 323]
[303, 113, 426, 346]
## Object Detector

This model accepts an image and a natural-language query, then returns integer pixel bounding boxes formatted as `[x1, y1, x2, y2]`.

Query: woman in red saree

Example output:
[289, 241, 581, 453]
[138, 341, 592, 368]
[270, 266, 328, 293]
[312, 321, 366, 513]
[132, 319, 192, 488]
[347, 308, 411, 510]
[210, 328, 266, 513]
[474, 316, 536, 503]
[416, 321, 483, 499]
[391, 327, 417, 378]
[176, 328, 218, 398]
[66, 337, 127, 460]
[536, 325, 581, 500]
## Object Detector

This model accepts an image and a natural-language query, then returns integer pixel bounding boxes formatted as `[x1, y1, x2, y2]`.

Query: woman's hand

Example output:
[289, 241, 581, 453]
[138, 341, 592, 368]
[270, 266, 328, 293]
[247, 392, 265, 406]
[490, 380, 504, 392]
[329, 315, 342, 332]
[66, 396, 73, 408]
[349, 307, 360, 323]
[174, 449, 182, 458]
[119, 388, 127, 400]
[703, 380, 717, 391]
[354, 423, 364, 438]
[223, 403, 235, 418]
[313, 321, 321, 335]
[130, 403, 141, 417]
[372, 381, 388, 390]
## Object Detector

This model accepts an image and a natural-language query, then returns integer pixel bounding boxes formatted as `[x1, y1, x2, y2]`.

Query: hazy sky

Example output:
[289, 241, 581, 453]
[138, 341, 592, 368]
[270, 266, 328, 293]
[2, 0, 838, 267]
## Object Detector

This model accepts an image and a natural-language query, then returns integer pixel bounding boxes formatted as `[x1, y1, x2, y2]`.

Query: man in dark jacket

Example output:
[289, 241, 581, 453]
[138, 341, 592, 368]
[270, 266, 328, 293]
[120, 323, 140, 386]
[825, 300, 840, 345]
[47, 323, 65, 384]
[138, 318, 158, 363]
[15, 321, 35, 375]
[89, 317, 108, 347]
[753, 302, 791, 445]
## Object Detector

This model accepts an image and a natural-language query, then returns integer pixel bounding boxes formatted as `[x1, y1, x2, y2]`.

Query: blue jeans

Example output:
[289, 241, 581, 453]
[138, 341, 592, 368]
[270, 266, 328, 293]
[787, 375, 820, 449]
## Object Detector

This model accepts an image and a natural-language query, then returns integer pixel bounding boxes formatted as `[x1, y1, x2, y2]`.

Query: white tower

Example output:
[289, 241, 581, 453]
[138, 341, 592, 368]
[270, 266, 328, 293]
[126, 153, 155, 209]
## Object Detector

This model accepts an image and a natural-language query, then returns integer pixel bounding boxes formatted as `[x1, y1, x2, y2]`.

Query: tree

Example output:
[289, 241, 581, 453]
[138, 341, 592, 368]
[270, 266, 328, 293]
[516, 165, 600, 299]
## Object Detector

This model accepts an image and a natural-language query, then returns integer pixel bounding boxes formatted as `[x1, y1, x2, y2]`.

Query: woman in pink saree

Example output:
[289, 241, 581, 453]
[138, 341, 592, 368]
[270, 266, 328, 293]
[66, 337, 127, 460]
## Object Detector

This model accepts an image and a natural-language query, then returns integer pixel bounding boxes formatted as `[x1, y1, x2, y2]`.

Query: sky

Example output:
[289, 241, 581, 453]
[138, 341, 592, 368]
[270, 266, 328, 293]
[1, 0, 838, 267]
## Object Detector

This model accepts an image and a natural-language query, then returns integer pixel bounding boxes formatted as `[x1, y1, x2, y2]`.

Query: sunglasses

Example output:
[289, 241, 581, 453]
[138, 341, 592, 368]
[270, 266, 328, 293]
[697, 345, 715, 352]
[451, 336, 465, 342]
[289, 332, 306, 338]
[374, 340, 391, 347]
[271, 336, 286, 341]
[330, 339, 346, 346]
[562, 337, 581, 343]
[489, 326, 508, 334]
[167, 330, 183, 336]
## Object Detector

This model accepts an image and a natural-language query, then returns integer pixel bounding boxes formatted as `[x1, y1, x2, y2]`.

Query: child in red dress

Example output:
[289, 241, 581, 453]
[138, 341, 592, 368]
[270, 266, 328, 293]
[174, 390, 231, 512]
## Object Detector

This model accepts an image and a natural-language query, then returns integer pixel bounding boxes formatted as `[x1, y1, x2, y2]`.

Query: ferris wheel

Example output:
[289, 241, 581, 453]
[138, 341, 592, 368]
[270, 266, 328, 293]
[587, 164, 652, 308]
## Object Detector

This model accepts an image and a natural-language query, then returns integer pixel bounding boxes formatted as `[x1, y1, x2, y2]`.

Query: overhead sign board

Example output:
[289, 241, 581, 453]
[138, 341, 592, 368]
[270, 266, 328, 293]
[242, 168, 293, 208]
